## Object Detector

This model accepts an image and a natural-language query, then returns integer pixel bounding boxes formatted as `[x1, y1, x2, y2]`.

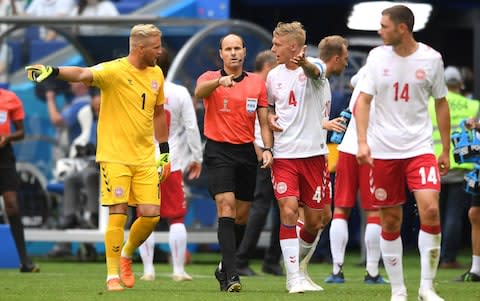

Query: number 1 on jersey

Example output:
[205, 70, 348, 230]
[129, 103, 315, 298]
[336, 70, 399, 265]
[141, 93, 146, 110]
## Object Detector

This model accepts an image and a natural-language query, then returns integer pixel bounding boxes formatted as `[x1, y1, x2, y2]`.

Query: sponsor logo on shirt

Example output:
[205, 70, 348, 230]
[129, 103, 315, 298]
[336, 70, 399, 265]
[220, 99, 230, 112]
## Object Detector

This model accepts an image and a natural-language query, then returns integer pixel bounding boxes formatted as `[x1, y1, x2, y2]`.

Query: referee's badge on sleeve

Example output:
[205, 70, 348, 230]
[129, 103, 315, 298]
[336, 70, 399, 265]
[246, 98, 258, 113]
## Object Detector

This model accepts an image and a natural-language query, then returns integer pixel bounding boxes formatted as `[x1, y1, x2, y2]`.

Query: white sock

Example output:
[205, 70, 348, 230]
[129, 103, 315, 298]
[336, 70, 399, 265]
[329, 218, 348, 274]
[299, 229, 322, 268]
[471, 255, 480, 274]
[280, 238, 300, 279]
[296, 219, 304, 237]
[381, 236, 406, 296]
[169, 223, 187, 275]
[365, 223, 382, 277]
[418, 230, 440, 292]
[139, 233, 155, 276]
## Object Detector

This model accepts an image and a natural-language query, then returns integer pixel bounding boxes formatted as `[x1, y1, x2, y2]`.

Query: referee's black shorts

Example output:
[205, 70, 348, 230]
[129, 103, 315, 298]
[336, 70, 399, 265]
[204, 138, 257, 202]
[472, 194, 480, 207]
[0, 143, 19, 193]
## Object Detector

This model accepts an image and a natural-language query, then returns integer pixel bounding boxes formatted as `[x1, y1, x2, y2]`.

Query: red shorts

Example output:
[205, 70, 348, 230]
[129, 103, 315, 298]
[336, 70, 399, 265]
[159, 170, 187, 219]
[370, 153, 440, 208]
[334, 152, 375, 210]
[271, 156, 331, 209]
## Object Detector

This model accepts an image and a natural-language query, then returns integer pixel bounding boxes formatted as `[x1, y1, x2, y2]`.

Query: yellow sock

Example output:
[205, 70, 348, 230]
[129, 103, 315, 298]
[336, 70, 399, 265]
[105, 213, 127, 279]
[122, 216, 160, 258]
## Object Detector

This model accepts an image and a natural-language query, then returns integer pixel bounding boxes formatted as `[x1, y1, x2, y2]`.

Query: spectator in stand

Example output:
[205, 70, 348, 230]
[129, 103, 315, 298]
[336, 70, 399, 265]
[73, 0, 119, 36]
[25, 0, 76, 41]
[59, 94, 100, 230]
[45, 81, 92, 258]
[429, 66, 479, 269]
[0, 87, 40, 273]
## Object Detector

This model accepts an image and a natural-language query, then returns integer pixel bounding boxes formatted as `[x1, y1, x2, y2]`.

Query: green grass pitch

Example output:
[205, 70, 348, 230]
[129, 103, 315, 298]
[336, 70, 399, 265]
[1, 250, 478, 301]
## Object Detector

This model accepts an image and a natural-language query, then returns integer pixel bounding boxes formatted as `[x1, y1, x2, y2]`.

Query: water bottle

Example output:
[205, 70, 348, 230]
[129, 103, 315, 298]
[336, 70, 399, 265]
[330, 108, 352, 144]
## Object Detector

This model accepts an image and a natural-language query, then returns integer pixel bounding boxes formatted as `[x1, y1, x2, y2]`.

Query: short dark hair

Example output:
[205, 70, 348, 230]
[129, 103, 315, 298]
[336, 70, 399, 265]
[156, 46, 171, 76]
[218, 33, 245, 50]
[254, 50, 276, 73]
[382, 5, 415, 32]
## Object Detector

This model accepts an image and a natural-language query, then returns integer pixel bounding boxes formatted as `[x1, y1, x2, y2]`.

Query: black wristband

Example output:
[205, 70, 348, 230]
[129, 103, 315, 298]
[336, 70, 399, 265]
[50, 66, 60, 78]
[159, 142, 169, 153]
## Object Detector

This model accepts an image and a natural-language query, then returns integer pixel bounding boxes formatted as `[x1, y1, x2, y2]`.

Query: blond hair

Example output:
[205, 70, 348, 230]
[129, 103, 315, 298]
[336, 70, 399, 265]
[273, 21, 306, 46]
[318, 35, 348, 61]
[129, 24, 162, 49]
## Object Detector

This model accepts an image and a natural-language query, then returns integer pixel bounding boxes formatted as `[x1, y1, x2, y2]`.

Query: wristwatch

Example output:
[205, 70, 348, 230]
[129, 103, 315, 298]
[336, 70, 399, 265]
[263, 147, 273, 155]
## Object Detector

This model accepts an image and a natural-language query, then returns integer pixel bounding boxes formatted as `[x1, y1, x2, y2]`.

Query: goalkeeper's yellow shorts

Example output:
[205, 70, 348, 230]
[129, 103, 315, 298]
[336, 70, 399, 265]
[99, 162, 159, 207]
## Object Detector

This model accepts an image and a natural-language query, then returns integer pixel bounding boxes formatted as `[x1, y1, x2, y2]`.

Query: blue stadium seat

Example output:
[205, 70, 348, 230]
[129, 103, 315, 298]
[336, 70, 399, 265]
[29, 40, 68, 63]
[7, 40, 23, 73]
[115, 0, 148, 14]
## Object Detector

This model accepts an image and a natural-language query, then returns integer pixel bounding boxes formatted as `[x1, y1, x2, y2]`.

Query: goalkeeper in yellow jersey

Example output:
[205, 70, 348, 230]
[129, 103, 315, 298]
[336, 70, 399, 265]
[26, 24, 170, 292]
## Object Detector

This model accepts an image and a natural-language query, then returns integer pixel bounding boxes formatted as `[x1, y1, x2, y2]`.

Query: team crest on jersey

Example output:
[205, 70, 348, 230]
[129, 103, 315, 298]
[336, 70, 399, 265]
[0, 111, 6, 124]
[246, 98, 258, 113]
[114, 187, 124, 198]
[298, 73, 307, 82]
[382, 68, 390, 77]
[374, 188, 387, 201]
[276, 182, 287, 194]
[415, 69, 426, 80]
[151, 80, 159, 90]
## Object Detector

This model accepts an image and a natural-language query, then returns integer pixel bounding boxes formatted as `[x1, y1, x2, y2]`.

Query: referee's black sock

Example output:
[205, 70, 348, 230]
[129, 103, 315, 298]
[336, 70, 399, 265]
[234, 223, 246, 249]
[218, 217, 236, 278]
[8, 214, 30, 265]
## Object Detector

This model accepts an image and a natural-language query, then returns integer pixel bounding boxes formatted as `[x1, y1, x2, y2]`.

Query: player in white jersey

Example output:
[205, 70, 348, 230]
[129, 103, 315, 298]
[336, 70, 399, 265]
[267, 21, 349, 293]
[355, 5, 450, 301]
[139, 47, 203, 282]
[325, 67, 387, 285]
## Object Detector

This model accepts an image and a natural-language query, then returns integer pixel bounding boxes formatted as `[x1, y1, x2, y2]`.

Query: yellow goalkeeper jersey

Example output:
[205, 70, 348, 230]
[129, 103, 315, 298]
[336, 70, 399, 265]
[91, 57, 165, 166]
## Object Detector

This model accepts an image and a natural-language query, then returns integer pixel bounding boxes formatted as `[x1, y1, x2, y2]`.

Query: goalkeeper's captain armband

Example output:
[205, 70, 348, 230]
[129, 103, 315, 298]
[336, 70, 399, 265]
[25, 65, 59, 83]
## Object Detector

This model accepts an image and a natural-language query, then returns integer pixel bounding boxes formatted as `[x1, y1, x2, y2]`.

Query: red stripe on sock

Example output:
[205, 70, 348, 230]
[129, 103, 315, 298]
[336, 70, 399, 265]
[381, 230, 400, 241]
[280, 224, 297, 239]
[296, 219, 304, 228]
[367, 215, 381, 225]
[333, 213, 348, 220]
[299, 228, 317, 243]
[420, 224, 441, 234]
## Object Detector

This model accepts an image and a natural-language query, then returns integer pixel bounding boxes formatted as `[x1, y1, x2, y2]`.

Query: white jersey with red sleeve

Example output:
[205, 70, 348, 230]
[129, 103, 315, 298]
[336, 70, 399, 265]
[155, 81, 203, 172]
[338, 67, 375, 155]
[267, 57, 330, 158]
[357, 43, 448, 159]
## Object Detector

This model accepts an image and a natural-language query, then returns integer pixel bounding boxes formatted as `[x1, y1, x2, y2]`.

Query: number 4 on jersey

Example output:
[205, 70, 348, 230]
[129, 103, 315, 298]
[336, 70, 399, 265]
[289, 90, 297, 106]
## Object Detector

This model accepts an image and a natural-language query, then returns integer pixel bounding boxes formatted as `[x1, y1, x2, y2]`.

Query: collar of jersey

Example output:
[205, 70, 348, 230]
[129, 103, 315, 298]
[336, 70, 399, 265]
[221, 69, 248, 82]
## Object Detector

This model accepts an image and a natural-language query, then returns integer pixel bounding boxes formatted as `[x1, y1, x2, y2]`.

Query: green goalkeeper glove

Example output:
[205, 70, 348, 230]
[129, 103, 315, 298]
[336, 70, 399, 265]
[25, 64, 59, 83]
[156, 152, 171, 183]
